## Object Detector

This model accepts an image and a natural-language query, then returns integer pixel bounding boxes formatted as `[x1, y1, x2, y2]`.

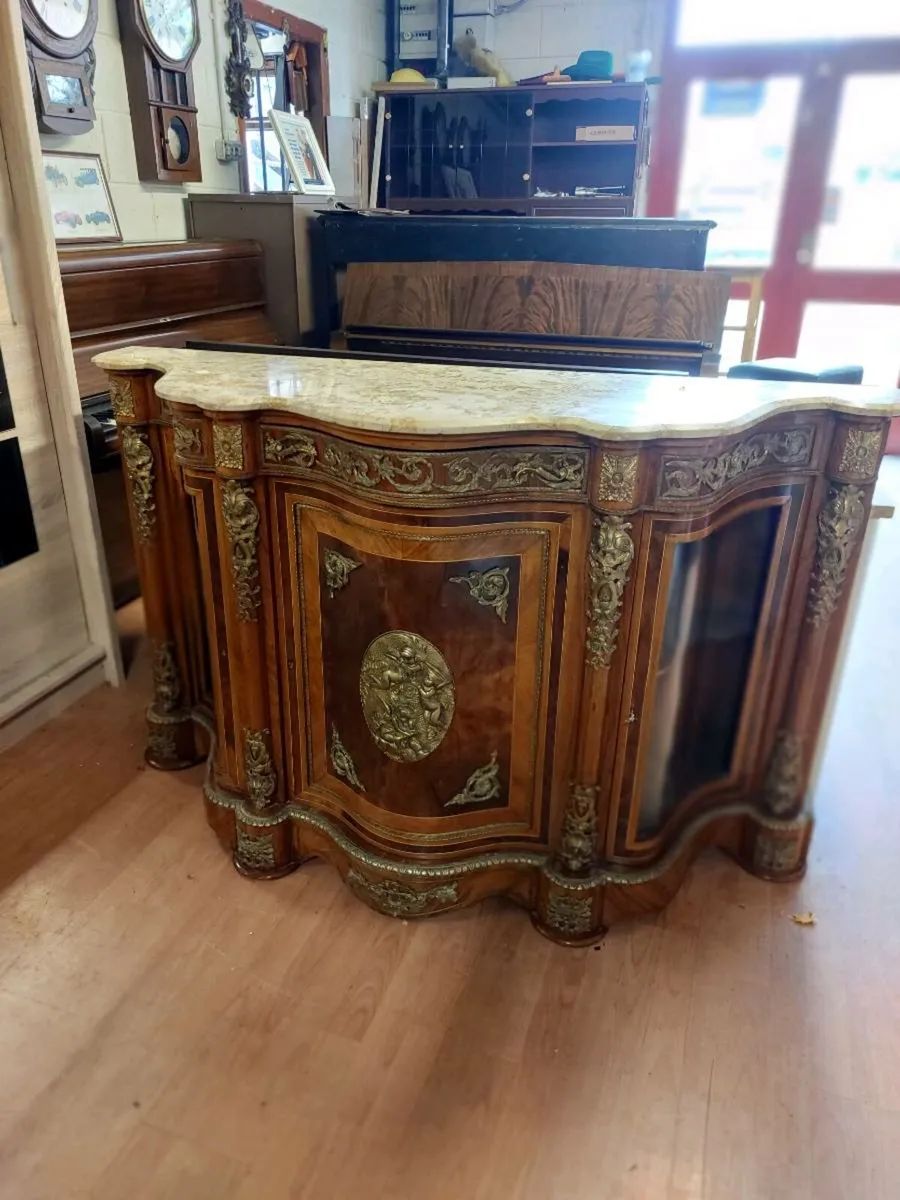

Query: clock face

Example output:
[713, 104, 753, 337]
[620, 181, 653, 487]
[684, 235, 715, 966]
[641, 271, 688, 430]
[140, 0, 196, 61]
[29, 0, 90, 39]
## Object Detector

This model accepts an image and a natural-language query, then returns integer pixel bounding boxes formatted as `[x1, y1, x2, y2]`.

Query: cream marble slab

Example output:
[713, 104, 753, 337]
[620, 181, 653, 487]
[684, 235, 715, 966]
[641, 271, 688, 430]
[93, 346, 900, 442]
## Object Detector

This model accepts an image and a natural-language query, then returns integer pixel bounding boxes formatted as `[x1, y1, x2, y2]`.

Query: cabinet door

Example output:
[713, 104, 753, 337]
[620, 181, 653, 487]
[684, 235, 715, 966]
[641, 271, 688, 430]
[609, 481, 811, 857]
[281, 491, 581, 851]
[414, 93, 457, 199]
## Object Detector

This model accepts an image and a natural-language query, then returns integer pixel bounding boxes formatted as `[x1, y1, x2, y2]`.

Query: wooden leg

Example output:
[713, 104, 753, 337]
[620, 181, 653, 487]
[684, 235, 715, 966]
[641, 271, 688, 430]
[738, 813, 813, 882]
[112, 371, 208, 770]
[532, 874, 607, 947]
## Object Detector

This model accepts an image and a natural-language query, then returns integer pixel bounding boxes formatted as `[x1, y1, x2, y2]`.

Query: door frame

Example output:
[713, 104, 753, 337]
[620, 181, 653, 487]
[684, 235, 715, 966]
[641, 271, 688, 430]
[648, 8, 900, 370]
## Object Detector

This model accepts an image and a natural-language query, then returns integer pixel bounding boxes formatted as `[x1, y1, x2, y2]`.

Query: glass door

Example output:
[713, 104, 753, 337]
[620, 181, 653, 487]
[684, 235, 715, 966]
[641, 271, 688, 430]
[609, 482, 804, 859]
[649, 4, 900, 384]
[795, 74, 900, 387]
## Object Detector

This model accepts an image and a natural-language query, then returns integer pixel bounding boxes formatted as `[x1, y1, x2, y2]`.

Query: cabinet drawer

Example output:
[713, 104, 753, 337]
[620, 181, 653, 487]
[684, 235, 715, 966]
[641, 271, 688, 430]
[282, 493, 578, 850]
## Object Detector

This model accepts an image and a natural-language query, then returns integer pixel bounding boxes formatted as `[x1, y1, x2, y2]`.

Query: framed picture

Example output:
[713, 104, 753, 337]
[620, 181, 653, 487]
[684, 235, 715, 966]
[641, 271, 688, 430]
[41, 151, 122, 244]
[268, 109, 335, 196]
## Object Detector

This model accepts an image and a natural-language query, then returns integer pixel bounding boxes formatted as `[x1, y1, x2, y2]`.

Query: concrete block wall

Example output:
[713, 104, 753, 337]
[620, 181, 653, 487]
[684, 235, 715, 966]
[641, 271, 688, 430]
[38, 0, 385, 242]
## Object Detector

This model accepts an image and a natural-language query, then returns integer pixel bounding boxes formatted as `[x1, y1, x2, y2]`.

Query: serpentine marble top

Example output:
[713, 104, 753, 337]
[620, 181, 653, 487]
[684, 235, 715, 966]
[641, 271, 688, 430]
[94, 346, 900, 442]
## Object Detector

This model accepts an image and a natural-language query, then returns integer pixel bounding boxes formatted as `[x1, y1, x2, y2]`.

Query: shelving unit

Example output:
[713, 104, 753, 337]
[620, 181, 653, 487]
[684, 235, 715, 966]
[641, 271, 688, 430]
[381, 82, 649, 217]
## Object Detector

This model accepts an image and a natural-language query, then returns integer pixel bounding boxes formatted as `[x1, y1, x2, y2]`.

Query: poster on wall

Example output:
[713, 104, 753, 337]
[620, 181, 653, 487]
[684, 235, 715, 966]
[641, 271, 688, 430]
[268, 110, 335, 196]
[41, 151, 122, 244]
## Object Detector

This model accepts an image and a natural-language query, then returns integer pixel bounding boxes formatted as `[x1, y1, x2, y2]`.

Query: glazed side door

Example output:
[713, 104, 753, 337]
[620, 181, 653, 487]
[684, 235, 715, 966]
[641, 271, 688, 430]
[606, 427, 823, 862]
[268, 449, 590, 857]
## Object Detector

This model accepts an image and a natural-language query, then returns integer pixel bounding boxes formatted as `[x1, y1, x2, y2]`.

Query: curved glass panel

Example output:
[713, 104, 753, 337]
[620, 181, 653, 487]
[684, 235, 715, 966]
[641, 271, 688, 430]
[638, 504, 780, 838]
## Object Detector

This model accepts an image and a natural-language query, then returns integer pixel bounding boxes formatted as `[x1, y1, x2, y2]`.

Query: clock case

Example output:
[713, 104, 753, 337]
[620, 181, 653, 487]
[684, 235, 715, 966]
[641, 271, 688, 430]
[117, 0, 203, 184]
[22, 0, 99, 135]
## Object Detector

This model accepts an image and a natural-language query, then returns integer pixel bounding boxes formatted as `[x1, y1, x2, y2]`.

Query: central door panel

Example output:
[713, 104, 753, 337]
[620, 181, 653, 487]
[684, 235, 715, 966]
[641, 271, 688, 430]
[283, 491, 575, 849]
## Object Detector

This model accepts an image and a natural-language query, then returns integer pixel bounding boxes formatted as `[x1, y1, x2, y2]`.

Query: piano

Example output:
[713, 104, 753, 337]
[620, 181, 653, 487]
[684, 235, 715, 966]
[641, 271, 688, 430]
[61, 239, 278, 604]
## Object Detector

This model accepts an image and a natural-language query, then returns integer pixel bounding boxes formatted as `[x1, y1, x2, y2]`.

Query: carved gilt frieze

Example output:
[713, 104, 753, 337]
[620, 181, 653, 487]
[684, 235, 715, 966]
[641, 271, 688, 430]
[213, 423, 244, 470]
[586, 516, 634, 669]
[838, 428, 881, 480]
[147, 725, 177, 761]
[807, 484, 866, 628]
[264, 430, 317, 468]
[559, 784, 598, 873]
[120, 426, 156, 543]
[173, 421, 202, 457]
[346, 868, 458, 917]
[597, 453, 639, 504]
[152, 641, 181, 713]
[764, 731, 805, 816]
[263, 428, 587, 500]
[221, 480, 261, 621]
[753, 829, 804, 875]
[244, 729, 276, 810]
[109, 376, 135, 420]
[235, 827, 277, 872]
[659, 428, 814, 499]
[545, 891, 594, 938]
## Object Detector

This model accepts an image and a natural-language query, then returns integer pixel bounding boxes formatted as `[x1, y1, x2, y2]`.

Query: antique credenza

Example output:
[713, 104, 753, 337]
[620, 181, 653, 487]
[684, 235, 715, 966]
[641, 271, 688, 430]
[96, 346, 900, 945]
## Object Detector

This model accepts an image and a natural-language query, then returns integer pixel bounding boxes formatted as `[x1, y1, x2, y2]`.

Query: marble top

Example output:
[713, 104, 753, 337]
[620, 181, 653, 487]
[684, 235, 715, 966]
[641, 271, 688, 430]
[93, 347, 900, 442]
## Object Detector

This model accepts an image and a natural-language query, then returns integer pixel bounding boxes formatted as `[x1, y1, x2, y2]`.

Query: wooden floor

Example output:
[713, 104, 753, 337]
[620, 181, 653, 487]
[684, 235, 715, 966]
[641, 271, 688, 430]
[3, 479, 900, 1200]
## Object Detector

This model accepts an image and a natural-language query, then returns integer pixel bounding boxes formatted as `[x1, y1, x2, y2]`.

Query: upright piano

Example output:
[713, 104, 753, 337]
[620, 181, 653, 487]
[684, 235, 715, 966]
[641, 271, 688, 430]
[60, 239, 277, 604]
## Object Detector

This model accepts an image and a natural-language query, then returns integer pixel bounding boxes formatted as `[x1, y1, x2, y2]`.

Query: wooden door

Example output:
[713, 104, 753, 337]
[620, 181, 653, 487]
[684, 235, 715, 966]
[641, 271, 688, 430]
[279, 486, 586, 853]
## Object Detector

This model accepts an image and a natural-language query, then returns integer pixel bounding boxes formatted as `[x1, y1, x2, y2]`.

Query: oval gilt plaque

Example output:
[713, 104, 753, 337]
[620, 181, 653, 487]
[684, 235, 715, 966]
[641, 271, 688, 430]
[359, 631, 455, 762]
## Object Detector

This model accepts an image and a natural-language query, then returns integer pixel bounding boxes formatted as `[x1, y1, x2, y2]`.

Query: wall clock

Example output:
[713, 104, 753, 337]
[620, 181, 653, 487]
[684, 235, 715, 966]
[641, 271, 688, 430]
[21, 0, 99, 135]
[117, 0, 202, 183]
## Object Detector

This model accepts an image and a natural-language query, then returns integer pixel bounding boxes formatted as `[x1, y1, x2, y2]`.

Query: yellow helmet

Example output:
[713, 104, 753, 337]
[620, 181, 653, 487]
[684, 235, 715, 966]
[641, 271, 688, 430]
[389, 68, 427, 84]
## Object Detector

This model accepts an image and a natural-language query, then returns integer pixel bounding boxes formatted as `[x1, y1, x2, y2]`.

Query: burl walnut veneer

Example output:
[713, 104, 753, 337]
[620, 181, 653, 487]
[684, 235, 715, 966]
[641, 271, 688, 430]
[96, 347, 900, 945]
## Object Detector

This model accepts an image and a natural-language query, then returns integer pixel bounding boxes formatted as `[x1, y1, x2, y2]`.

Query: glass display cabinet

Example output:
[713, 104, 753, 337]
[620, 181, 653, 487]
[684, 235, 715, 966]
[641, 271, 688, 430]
[382, 83, 649, 216]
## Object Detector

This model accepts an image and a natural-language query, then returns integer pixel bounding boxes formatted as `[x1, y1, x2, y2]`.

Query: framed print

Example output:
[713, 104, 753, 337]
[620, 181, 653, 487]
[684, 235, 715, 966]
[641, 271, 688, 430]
[268, 109, 335, 196]
[41, 150, 122, 243]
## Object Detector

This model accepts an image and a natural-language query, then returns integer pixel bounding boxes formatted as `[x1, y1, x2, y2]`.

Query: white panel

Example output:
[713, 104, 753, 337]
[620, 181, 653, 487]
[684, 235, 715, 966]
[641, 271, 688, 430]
[0, 156, 93, 716]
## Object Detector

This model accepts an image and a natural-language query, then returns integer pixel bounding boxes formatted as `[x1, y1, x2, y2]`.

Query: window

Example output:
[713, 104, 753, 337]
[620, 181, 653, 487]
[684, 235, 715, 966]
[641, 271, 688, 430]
[239, 4, 330, 195]
[242, 25, 292, 193]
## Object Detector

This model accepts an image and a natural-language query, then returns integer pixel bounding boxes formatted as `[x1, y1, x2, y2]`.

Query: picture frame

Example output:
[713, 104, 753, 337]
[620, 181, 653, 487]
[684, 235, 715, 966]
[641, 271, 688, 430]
[41, 150, 122, 244]
[268, 109, 335, 196]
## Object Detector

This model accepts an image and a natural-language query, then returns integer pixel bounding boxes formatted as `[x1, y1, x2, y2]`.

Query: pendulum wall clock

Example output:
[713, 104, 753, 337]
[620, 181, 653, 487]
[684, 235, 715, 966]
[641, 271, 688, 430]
[116, 0, 202, 183]
[21, 0, 100, 135]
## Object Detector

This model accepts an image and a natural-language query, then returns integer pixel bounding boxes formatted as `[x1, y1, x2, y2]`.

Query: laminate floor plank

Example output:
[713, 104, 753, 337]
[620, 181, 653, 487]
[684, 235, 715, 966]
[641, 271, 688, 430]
[3, 467, 900, 1198]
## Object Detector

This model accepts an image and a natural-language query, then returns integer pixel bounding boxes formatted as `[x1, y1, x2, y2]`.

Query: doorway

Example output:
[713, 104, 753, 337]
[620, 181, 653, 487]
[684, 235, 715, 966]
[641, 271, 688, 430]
[648, 2, 900, 387]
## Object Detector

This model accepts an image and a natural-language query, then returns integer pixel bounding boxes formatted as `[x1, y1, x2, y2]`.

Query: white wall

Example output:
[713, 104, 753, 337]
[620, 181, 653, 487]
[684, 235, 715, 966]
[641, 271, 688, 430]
[468, 0, 667, 83]
[292, 0, 387, 115]
[39, 0, 385, 242]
